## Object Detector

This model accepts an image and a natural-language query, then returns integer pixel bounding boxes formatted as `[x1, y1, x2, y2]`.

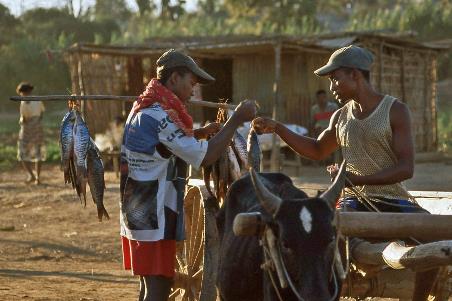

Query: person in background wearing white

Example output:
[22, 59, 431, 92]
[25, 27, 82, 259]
[16, 82, 46, 185]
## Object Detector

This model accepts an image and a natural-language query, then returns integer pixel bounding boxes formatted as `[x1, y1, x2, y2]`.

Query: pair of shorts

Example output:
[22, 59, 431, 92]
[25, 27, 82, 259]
[336, 197, 429, 213]
[121, 236, 176, 277]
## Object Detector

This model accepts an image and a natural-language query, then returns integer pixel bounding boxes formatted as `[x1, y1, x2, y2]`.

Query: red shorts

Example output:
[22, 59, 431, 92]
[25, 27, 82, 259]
[121, 236, 176, 277]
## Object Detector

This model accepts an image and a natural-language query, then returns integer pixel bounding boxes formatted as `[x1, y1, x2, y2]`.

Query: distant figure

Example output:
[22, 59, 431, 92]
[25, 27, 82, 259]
[310, 89, 338, 138]
[16, 82, 46, 184]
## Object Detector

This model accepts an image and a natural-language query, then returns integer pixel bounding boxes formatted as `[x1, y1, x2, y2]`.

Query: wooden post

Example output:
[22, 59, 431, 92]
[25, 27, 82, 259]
[77, 53, 86, 116]
[270, 42, 282, 172]
[400, 49, 406, 102]
[378, 42, 383, 91]
[431, 55, 438, 151]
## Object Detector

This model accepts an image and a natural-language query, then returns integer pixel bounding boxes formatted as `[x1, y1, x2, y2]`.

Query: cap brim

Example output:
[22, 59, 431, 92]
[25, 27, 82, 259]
[191, 65, 215, 84]
[314, 63, 339, 76]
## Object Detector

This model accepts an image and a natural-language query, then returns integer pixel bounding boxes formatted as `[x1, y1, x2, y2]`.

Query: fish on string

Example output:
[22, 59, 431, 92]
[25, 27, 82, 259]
[86, 139, 109, 221]
[247, 128, 261, 172]
[202, 101, 263, 204]
[59, 101, 109, 222]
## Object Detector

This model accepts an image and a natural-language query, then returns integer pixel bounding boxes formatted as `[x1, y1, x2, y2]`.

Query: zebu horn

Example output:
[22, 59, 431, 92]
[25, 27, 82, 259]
[250, 168, 282, 216]
[233, 212, 264, 236]
[321, 160, 346, 208]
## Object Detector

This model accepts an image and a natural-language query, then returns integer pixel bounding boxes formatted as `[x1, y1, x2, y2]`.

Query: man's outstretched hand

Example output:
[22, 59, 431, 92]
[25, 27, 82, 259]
[195, 122, 222, 140]
[251, 117, 277, 134]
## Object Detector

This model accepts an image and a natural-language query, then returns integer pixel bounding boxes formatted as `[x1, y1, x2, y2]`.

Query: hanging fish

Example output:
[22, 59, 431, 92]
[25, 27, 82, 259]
[227, 146, 241, 181]
[86, 140, 109, 222]
[60, 110, 75, 184]
[203, 164, 215, 198]
[232, 130, 248, 172]
[247, 128, 261, 172]
[217, 150, 229, 203]
[73, 110, 90, 206]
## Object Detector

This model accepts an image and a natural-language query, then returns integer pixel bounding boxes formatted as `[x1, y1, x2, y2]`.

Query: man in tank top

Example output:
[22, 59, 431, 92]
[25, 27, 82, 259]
[252, 45, 423, 211]
[251, 45, 437, 301]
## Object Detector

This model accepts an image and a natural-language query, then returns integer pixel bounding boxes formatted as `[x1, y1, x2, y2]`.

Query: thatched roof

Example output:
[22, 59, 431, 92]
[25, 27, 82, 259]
[66, 31, 448, 57]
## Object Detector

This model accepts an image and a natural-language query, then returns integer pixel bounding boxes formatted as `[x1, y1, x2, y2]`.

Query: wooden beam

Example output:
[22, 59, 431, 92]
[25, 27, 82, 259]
[351, 238, 452, 271]
[382, 240, 452, 271]
[339, 212, 452, 241]
[409, 190, 452, 199]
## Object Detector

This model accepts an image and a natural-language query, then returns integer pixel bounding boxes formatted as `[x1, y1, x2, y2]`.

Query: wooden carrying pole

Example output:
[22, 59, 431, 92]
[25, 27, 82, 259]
[9, 95, 237, 110]
[339, 212, 452, 241]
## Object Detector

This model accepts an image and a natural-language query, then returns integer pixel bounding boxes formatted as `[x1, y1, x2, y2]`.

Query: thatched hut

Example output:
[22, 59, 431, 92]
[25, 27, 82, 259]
[64, 33, 444, 164]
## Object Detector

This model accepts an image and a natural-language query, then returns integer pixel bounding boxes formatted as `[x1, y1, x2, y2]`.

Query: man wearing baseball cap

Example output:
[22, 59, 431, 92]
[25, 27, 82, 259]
[120, 49, 256, 300]
[252, 46, 438, 300]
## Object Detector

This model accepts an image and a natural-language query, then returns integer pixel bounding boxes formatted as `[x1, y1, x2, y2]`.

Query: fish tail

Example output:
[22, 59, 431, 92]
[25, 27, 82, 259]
[97, 205, 110, 222]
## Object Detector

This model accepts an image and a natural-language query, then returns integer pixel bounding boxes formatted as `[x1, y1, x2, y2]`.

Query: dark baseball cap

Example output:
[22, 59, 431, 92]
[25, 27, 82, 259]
[156, 49, 215, 84]
[314, 45, 374, 76]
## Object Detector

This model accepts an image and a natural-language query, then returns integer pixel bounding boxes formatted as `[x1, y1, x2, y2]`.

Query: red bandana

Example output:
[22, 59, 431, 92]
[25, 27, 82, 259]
[132, 78, 194, 136]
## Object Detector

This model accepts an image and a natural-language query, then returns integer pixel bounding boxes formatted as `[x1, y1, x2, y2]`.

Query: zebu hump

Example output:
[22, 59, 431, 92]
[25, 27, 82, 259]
[225, 172, 307, 211]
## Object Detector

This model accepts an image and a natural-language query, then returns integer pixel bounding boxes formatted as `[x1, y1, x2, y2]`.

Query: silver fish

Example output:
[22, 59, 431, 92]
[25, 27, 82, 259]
[247, 129, 261, 171]
[227, 146, 241, 181]
[87, 140, 109, 222]
[232, 130, 248, 169]
[218, 150, 229, 203]
[73, 110, 90, 205]
[60, 110, 75, 184]
[203, 164, 215, 198]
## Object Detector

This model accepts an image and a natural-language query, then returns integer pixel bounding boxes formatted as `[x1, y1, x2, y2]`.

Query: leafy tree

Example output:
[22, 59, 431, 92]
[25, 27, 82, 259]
[160, 0, 186, 20]
[223, 0, 319, 34]
[0, 4, 20, 46]
[93, 0, 132, 24]
[135, 0, 156, 16]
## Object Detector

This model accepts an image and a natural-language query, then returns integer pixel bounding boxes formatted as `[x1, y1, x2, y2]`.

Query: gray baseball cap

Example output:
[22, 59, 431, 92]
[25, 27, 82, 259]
[156, 49, 215, 84]
[314, 45, 374, 76]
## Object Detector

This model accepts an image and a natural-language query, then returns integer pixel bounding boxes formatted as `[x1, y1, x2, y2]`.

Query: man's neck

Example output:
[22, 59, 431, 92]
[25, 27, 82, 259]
[352, 84, 384, 114]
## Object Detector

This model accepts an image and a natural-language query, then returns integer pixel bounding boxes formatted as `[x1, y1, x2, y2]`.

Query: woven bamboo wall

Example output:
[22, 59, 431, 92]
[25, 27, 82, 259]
[281, 52, 331, 129]
[232, 51, 331, 130]
[66, 52, 129, 135]
[232, 53, 275, 117]
[363, 39, 437, 151]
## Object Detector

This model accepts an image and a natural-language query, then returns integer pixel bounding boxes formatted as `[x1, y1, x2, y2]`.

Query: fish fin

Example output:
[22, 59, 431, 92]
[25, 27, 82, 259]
[203, 165, 214, 198]
[98, 206, 110, 222]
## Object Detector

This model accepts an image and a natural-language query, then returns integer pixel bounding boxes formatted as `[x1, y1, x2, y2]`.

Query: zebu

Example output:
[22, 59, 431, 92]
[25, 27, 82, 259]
[216, 162, 347, 301]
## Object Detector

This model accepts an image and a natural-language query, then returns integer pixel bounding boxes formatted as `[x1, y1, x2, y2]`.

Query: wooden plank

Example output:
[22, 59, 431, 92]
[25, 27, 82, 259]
[339, 212, 452, 240]
[409, 191, 452, 199]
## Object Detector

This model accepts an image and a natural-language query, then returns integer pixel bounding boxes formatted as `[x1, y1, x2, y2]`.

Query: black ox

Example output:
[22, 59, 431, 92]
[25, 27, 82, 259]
[216, 162, 346, 301]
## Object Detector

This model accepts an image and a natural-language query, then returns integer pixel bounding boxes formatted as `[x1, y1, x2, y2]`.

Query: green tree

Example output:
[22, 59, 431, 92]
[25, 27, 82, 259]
[93, 0, 132, 23]
[160, 0, 186, 20]
[224, 0, 319, 34]
[0, 4, 20, 46]
[135, 0, 156, 16]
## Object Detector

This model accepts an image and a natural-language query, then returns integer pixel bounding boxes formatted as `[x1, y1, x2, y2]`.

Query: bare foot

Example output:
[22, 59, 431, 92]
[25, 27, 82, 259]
[34, 178, 41, 185]
[25, 176, 36, 183]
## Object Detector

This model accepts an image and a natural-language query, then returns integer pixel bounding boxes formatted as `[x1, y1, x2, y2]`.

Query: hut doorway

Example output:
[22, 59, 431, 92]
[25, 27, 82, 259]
[200, 58, 233, 123]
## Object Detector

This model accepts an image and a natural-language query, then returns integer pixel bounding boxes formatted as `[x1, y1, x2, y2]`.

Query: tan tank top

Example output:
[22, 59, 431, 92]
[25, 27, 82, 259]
[336, 95, 411, 200]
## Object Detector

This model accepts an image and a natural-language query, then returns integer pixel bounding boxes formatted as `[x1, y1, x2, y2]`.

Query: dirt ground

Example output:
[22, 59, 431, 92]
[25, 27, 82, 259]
[0, 161, 451, 301]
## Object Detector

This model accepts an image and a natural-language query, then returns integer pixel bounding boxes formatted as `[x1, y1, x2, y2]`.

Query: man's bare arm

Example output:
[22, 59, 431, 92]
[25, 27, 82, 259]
[253, 109, 341, 161]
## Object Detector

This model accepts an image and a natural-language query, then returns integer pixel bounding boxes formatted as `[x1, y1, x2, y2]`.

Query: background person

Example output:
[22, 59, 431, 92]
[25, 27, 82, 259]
[16, 82, 46, 185]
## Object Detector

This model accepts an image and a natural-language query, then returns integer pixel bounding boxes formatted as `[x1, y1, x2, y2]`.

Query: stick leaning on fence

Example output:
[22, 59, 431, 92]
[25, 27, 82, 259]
[9, 95, 237, 110]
